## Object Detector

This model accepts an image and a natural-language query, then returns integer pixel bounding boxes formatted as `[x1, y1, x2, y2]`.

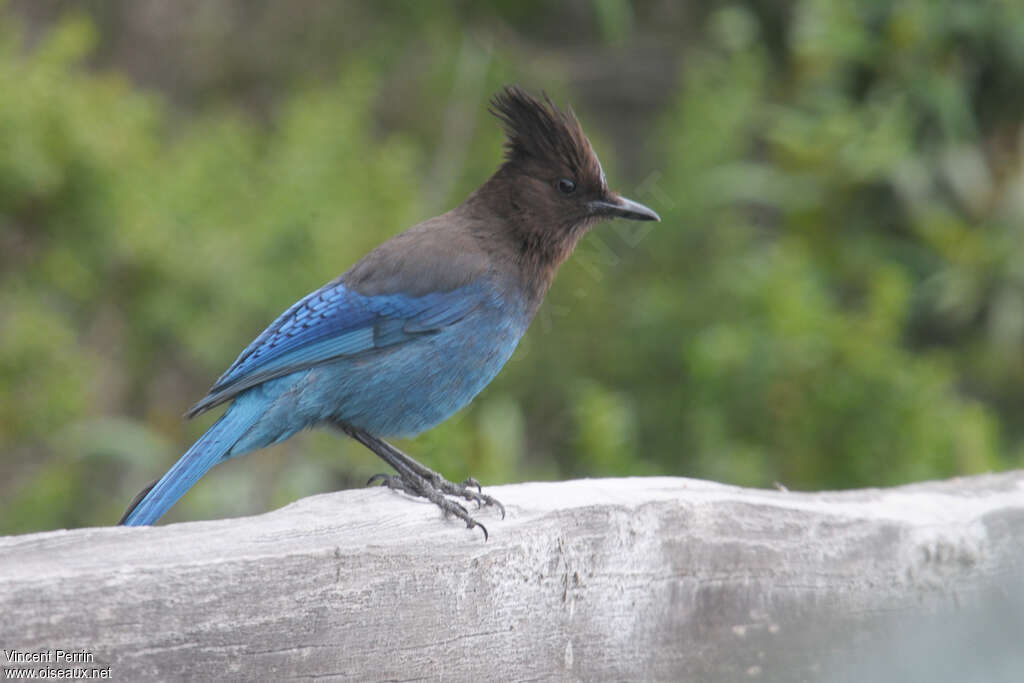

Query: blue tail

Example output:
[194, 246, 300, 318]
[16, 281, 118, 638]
[120, 405, 261, 526]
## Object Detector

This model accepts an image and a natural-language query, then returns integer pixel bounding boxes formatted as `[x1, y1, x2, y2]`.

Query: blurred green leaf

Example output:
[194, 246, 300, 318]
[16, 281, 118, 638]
[2, 1, 1023, 534]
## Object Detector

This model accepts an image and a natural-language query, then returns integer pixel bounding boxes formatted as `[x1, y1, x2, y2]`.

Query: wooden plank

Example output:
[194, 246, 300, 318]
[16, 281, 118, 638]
[1, 474, 1023, 681]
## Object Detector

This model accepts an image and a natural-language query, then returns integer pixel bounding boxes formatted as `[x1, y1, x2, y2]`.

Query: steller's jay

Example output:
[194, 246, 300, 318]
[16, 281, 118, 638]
[119, 85, 659, 538]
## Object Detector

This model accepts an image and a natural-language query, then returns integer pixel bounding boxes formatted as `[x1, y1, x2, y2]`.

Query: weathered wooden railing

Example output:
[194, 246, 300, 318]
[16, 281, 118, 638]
[2, 473, 1023, 681]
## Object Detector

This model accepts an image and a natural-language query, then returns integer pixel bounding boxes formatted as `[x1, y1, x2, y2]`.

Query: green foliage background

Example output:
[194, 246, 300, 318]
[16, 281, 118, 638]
[2, 1, 1022, 534]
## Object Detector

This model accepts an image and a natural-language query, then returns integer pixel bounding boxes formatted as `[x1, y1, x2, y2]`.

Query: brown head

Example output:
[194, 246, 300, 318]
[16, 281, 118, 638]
[471, 86, 659, 275]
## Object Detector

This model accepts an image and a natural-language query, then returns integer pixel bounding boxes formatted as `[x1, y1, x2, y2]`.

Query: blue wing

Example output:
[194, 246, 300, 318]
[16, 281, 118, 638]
[185, 278, 488, 418]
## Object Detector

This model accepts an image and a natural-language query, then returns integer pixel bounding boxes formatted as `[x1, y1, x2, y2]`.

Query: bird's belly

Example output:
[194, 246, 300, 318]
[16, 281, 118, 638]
[304, 308, 528, 437]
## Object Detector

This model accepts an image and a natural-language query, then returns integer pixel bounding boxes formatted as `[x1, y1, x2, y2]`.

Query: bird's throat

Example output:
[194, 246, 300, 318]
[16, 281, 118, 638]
[515, 223, 587, 308]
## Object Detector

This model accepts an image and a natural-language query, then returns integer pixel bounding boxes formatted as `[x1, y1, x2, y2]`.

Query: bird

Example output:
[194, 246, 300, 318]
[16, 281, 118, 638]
[118, 85, 659, 538]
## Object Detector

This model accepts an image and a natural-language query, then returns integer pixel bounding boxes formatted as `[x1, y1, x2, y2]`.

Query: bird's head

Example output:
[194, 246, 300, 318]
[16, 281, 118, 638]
[482, 85, 659, 265]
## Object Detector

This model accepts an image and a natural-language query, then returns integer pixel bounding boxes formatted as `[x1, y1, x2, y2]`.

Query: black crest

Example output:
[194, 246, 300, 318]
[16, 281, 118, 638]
[489, 86, 600, 180]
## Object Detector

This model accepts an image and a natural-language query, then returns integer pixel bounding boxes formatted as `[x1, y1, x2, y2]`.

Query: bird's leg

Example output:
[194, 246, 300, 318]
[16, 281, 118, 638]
[336, 423, 504, 539]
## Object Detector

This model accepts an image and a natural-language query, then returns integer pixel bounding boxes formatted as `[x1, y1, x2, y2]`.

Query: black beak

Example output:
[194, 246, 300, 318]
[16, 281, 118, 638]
[588, 195, 661, 222]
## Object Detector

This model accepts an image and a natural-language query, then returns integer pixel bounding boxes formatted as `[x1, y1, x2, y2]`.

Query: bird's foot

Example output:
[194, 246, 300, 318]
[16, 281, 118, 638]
[341, 423, 503, 539]
[366, 471, 504, 540]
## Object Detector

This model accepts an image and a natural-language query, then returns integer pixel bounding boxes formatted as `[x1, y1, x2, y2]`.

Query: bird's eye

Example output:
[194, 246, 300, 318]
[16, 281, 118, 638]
[557, 178, 576, 195]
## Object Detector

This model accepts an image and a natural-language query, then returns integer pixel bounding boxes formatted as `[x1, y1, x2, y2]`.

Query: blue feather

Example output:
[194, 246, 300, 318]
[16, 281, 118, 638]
[187, 281, 487, 417]
[120, 394, 265, 526]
